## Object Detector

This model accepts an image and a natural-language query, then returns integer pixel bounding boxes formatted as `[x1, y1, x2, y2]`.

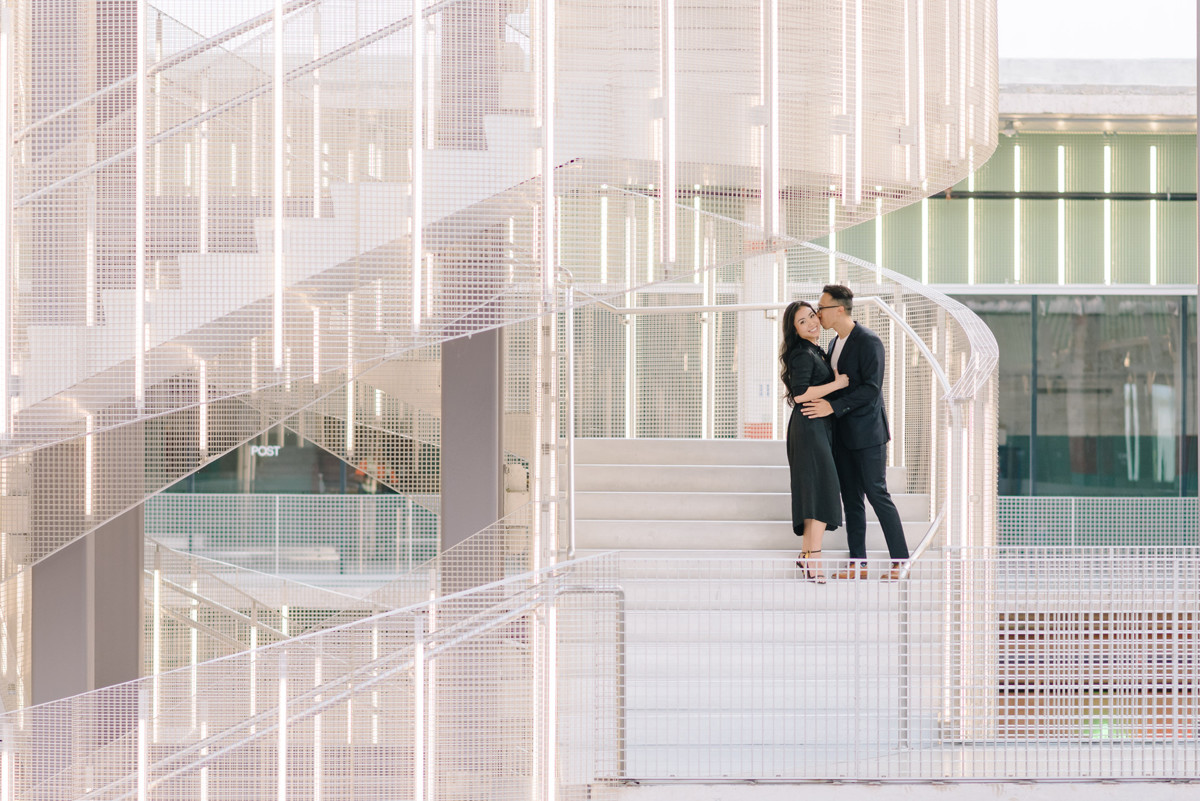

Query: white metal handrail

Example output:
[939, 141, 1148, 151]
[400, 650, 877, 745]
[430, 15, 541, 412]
[587, 295, 955, 396]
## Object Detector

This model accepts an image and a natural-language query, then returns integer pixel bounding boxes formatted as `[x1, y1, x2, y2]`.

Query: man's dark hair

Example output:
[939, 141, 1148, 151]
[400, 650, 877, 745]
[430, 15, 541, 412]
[822, 283, 854, 312]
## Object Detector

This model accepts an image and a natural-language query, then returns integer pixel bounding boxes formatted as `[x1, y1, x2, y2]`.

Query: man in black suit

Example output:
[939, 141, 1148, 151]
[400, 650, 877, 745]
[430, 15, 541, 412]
[802, 284, 908, 580]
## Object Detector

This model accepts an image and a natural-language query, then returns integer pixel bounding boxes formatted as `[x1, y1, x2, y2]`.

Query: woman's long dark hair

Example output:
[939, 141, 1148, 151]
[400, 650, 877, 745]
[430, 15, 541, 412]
[779, 300, 817, 407]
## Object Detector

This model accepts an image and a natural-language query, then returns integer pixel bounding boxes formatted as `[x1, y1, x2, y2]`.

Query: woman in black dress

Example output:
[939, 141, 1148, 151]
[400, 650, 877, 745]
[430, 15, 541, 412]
[780, 300, 847, 583]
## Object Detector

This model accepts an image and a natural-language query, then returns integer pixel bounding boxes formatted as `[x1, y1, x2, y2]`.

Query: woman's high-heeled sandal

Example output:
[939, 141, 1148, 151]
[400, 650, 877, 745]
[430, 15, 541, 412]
[807, 550, 826, 584]
[797, 550, 827, 584]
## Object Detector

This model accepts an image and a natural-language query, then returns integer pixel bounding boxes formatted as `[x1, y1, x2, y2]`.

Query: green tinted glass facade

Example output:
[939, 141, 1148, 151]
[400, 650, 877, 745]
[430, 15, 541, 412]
[832, 132, 1199, 497]
[825, 132, 1198, 287]
[961, 295, 1197, 497]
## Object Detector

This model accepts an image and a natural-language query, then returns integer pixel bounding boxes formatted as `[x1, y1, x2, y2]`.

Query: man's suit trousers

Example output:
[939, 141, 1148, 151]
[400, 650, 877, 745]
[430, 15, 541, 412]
[833, 441, 910, 561]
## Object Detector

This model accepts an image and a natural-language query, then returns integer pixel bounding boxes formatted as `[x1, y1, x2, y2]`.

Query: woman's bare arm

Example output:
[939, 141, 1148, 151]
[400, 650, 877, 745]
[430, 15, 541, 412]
[792, 372, 848, 404]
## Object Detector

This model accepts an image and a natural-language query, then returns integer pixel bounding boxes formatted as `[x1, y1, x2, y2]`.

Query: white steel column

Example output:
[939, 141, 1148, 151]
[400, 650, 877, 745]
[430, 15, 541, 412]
[849, 0, 862, 206]
[915, 0, 927, 183]
[660, 0, 676, 263]
[86, 158, 96, 322]
[312, 5, 321, 218]
[0, 6, 10, 433]
[624, 204, 636, 438]
[276, 652, 287, 801]
[199, 71, 209, 253]
[413, 617, 425, 801]
[135, 0, 147, 409]
[536, 0, 559, 564]
[565, 286, 576, 558]
[411, 0, 424, 330]
[345, 295, 354, 457]
[541, 0, 556, 295]
[543, 603, 558, 801]
[273, 0, 285, 368]
[762, 0, 779, 237]
[154, 15, 161, 197]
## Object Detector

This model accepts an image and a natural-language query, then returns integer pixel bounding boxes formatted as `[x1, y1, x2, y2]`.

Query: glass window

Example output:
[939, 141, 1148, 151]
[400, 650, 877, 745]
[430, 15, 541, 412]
[168, 425, 400, 495]
[1035, 295, 1185, 496]
[956, 296, 1033, 494]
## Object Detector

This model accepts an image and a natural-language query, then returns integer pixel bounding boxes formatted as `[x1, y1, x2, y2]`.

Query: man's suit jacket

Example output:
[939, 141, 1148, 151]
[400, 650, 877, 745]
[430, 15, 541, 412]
[825, 323, 890, 450]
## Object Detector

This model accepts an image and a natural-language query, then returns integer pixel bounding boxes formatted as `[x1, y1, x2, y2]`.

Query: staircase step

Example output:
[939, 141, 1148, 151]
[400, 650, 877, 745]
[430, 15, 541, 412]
[574, 519, 930, 551]
[621, 606, 947, 636]
[623, 708, 903, 749]
[576, 463, 910, 493]
[576, 490, 930, 522]
[577, 437, 791, 466]
[577, 436, 909, 471]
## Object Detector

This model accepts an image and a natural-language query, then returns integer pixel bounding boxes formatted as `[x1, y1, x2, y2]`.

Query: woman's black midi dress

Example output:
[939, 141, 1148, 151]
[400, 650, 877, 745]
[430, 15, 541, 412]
[785, 341, 842, 535]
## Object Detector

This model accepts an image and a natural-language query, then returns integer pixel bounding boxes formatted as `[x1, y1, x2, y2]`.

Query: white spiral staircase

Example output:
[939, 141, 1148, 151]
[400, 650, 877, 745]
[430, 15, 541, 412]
[0, 0, 1006, 796]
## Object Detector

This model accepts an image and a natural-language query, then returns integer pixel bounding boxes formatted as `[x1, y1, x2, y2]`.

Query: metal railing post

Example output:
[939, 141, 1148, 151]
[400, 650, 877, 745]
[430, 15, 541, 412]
[413, 614, 426, 801]
[553, 585, 626, 779]
[565, 285, 577, 559]
[276, 649, 287, 801]
[0, 3, 10, 436]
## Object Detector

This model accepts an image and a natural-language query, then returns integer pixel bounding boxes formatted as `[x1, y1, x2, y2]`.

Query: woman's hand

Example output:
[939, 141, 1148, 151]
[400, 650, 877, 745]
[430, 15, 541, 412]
[832, 372, 849, 390]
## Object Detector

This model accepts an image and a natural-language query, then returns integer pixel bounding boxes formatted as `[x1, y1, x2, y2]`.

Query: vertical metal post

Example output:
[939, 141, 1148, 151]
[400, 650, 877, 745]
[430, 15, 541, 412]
[534, 0, 559, 565]
[887, 315, 896, 467]
[312, 5, 321, 218]
[0, 5, 11, 434]
[895, 302, 906, 469]
[413, 615, 426, 801]
[135, 0, 147, 409]
[1195, 33, 1199, 494]
[154, 14, 162, 198]
[849, 0, 863, 206]
[540, 0, 555, 297]
[276, 650, 287, 801]
[274, 494, 280, 576]
[659, 0, 675, 264]
[411, 0, 424, 330]
[312, 656, 323, 801]
[86, 167, 96, 324]
[762, 0, 778, 237]
[425, 600, 437, 801]
[151, 547, 161, 739]
[624, 207, 636, 438]
[137, 688, 148, 801]
[544, 602, 558, 801]
[406, 497, 414, 570]
[199, 70, 209, 253]
[273, 0, 285, 368]
[1180, 295, 1188, 497]
[1030, 295, 1038, 495]
[565, 286, 576, 559]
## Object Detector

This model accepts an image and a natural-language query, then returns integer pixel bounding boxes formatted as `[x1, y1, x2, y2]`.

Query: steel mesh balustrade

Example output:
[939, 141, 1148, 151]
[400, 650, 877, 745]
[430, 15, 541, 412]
[142, 539, 392, 679]
[4, 549, 1200, 794]
[0, 529, 625, 801]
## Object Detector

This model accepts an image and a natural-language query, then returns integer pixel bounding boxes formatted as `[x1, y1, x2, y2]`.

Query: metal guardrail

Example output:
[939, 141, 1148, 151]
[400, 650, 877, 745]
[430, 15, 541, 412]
[8, 548, 1197, 796]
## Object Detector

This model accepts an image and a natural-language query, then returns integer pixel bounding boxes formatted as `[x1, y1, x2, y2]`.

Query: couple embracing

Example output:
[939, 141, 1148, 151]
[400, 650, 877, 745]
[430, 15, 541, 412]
[779, 284, 910, 584]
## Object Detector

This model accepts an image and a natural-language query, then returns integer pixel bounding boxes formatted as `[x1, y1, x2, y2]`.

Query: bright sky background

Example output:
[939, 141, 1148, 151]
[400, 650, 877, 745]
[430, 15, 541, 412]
[999, 0, 1196, 59]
